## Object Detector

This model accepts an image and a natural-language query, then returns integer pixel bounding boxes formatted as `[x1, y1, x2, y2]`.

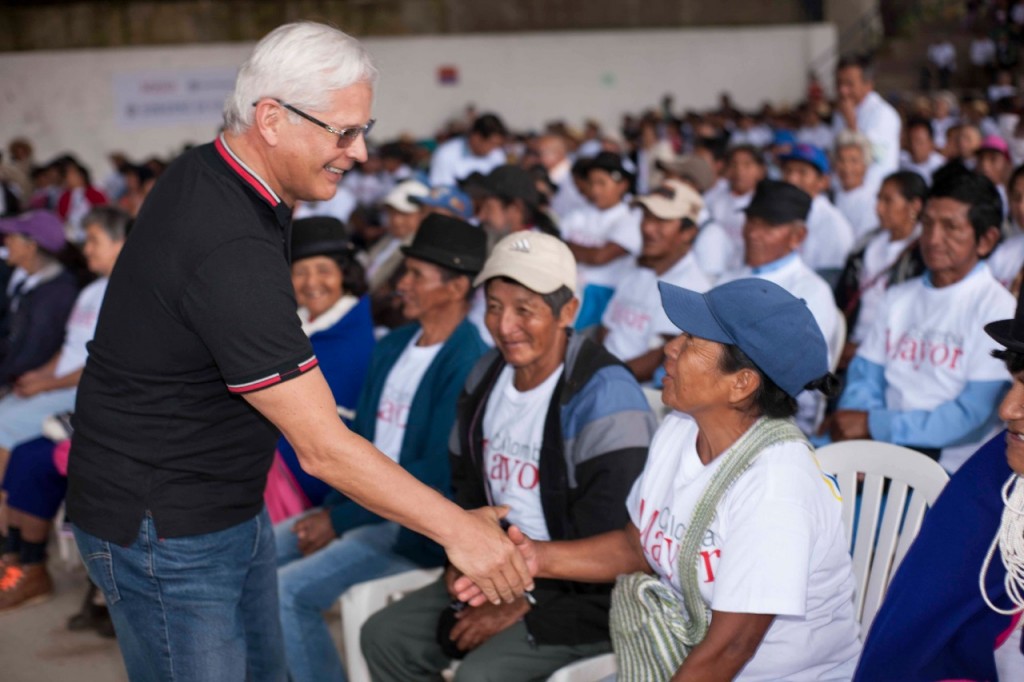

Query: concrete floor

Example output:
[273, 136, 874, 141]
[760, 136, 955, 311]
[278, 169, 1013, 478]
[0, 539, 347, 682]
[0, 553, 127, 682]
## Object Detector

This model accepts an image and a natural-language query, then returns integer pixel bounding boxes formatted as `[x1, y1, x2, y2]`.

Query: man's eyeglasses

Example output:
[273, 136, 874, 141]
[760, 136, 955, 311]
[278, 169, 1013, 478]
[260, 99, 375, 148]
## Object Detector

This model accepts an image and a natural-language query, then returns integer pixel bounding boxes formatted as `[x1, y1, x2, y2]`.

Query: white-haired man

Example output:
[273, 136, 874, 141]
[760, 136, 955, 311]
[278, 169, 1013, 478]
[66, 22, 531, 682]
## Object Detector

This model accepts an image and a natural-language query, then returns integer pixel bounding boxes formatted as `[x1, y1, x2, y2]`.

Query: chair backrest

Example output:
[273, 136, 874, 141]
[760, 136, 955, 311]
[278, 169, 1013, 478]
[815, 440, 949, 635]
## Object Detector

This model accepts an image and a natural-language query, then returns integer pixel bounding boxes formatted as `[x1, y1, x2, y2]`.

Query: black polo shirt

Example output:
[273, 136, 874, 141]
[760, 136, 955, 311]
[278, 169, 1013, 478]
[67, 136, 318, 545]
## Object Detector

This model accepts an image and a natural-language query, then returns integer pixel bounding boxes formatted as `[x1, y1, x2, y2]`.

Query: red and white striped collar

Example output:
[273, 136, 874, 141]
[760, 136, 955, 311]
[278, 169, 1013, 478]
[214, 134, 283, 208]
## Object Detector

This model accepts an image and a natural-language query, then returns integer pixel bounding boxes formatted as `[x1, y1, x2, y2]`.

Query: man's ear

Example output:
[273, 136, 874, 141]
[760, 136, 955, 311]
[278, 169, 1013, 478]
[252, 99, 285, 147]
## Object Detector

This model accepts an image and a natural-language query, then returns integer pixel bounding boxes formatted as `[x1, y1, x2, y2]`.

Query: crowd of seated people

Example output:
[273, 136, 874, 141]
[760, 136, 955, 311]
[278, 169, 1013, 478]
[8, 28, 1024, 678]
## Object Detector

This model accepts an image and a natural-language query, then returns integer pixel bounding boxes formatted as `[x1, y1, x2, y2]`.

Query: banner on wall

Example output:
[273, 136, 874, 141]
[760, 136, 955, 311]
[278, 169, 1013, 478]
[113, 68, 238, 129]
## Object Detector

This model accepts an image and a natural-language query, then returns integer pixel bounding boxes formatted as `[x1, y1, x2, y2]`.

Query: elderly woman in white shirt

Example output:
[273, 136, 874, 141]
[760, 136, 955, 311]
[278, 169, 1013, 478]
[456, 278, 861, 681]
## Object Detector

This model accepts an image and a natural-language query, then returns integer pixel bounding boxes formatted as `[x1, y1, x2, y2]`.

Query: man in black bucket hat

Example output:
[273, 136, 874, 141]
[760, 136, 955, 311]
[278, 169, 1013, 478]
[275, 212, 491, 681]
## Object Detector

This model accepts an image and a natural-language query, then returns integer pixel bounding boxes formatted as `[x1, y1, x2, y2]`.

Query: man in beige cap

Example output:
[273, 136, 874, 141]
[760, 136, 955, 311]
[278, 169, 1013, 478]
[657, 155, 735, 280]
[596, 179, 712, 382]
[362, 231, 654, 682]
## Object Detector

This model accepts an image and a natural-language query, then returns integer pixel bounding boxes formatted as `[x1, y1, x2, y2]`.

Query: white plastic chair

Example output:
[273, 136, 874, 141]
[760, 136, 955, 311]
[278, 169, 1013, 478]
[815, 440, 949, 635]
[340, 567, 443, 682]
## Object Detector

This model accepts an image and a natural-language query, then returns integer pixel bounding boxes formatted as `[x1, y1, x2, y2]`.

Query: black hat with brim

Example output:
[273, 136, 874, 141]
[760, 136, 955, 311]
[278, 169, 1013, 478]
[743, 179, 812, 225]
[586, 151, 633, 183]
[401, 213, 487, 275]
[986, 294, 1024, 354]
[479, 164, 540, 206]
[291, 216, 352, 261]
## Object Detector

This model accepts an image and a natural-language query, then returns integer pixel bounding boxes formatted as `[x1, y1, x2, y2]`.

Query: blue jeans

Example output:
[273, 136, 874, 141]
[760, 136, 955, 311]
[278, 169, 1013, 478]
[275, 518, 421, 682]
[74, 509, 285, 682]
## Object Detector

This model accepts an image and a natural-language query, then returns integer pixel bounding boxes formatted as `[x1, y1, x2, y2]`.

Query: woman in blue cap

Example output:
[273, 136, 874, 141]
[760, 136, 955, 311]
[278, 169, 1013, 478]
[456, 277, 861, 680]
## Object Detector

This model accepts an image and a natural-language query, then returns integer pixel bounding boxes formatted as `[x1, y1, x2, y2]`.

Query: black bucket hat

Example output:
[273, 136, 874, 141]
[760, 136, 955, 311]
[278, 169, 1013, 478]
[291, 217, 352, 261]
[401, 214, 487, 275]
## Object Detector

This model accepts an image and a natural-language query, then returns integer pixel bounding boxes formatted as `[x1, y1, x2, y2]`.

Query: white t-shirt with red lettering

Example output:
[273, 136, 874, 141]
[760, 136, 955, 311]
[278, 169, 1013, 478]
[626, 413, 861, 681]
[482, 364, 563, 541]
[602, 252, 712, 363]
[373, 331, 442, 461]
[857, 264, 1015, 470]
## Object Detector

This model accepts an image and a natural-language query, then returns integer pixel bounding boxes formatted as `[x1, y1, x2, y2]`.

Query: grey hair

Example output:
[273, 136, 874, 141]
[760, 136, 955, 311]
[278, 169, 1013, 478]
[835, 130, 872, 162]
[223, 21, 379, 134]
[83, 205, 131, 241]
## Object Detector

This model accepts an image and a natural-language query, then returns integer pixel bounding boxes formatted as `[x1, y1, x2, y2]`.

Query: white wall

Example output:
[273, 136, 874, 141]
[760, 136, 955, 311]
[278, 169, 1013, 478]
[0, 24, 836, 178]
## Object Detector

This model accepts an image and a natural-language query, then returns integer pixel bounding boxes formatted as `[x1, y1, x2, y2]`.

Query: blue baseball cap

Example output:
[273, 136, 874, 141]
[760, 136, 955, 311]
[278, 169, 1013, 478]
[657, 278, 828, 398]
[780, 143, 830, 175]
[772, 130, 797, 147]
[411, 185, 474, 220]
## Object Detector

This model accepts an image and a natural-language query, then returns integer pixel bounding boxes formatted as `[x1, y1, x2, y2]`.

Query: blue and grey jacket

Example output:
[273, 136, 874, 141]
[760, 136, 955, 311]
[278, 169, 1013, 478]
[450, 332, 655, 646]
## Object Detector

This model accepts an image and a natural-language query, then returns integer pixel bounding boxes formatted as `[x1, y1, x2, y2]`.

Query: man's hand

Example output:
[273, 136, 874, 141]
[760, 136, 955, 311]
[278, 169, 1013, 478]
[448, 599, 531, 653]
[837, 95, 857, 130]
[830, 409, 871, 441]
[455, 524, 539, 606]
[292, 509, 336, 555]
[443, 506, 534, 606]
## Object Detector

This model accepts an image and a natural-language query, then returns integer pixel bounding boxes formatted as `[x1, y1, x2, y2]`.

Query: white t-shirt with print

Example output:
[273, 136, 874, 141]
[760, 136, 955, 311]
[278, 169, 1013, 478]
[857, 264, 1015, 470]
[850, 226, 921, 344]
[626, 413, 861, 681]
[602, 252, 712, 363]
[482, 364, 563, 541]
[560, 202, 642, 290]
[54, 277, 108, 378]
[373, 332, 442, 461]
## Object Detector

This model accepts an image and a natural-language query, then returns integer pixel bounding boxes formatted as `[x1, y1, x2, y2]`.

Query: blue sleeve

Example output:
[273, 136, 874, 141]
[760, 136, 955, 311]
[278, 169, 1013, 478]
[837, 356, 888, 410]
[868, 380, 1010, 449]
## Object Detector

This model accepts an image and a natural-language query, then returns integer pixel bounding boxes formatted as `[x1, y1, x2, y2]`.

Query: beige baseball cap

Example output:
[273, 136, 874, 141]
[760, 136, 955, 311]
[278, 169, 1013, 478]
[632, 179, 704, 223]
[473, 232, 577, 294]
[383, 179, 429, 213]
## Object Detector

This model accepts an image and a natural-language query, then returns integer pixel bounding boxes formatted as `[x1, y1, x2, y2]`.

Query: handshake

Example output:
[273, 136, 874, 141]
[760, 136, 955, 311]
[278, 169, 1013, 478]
[446, 505, 542, 607]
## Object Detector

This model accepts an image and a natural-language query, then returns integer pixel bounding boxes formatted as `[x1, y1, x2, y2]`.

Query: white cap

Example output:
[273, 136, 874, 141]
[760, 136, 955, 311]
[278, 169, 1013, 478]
[383, 179, 429, 213]
[474, 232, 577, 294]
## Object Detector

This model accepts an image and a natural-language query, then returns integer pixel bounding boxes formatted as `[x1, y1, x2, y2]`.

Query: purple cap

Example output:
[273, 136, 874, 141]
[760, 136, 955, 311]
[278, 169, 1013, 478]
[0, 210, 66, 253]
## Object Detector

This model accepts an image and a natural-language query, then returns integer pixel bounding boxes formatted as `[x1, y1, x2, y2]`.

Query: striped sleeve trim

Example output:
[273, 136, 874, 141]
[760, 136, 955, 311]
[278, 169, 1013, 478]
[226, 356, 318, 394]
